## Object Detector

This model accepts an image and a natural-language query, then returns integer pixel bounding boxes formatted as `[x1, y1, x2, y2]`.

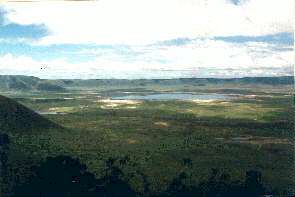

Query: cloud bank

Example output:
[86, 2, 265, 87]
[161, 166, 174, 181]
[0, 0, 293, 79]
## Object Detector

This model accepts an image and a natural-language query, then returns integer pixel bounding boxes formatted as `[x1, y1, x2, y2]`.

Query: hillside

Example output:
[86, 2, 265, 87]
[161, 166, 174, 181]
[0, 95, 59, 132]
[0, 75, 65, 92]
[0, 75, 293, 91]
[59, 76, 294, 88]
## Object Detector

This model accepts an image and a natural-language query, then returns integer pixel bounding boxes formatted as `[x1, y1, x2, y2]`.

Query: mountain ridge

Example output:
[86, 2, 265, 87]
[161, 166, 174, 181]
[0, 75, 293, 90]
[0, 75, 65, 92]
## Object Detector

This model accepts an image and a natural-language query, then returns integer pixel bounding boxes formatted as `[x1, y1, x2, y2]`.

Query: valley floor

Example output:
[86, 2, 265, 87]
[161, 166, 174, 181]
[1, 84, 294, 196]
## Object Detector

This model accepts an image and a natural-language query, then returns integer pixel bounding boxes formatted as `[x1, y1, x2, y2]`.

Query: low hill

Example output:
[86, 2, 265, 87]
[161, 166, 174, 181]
[60, 76, 294, 88]
[0, 75, 293, 91]
[0, 75, 65, 92]
[36, 82, 66, 92]
[0, 95, 59, 132]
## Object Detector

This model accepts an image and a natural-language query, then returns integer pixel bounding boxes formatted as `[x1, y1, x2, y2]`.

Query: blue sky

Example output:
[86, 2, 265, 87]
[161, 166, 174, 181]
[0, 0, 293, 79]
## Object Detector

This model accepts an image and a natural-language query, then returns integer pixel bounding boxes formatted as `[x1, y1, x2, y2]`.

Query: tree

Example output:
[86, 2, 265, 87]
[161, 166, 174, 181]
[0, 133, 10, 196]
[13, 155, 137, 197]
[244, 170, 264, 197]
[13, 156, 99, 197]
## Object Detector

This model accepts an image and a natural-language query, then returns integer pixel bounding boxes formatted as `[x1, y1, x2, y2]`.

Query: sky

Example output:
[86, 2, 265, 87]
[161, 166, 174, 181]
[0, 0, 293, 79]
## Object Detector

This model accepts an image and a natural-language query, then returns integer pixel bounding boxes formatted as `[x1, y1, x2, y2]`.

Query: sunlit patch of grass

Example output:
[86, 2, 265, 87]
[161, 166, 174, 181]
[154, 121, 169, 127]
[126, 138, 139, 144]
[96, 99, 142, 109]
[173, 100, 283, 122]
[48, 106, 75, 113]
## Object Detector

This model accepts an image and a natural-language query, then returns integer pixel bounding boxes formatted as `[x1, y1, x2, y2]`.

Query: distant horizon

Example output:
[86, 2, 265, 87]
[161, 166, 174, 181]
[0, 74, 293, 80]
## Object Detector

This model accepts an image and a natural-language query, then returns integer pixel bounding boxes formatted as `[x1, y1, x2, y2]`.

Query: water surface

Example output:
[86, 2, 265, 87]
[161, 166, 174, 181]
[112, 93, 231, 101]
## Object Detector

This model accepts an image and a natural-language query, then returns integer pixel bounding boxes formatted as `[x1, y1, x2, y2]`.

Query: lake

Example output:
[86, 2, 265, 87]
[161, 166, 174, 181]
[36, 111, 67, 115]
[112, 93, 231, 101]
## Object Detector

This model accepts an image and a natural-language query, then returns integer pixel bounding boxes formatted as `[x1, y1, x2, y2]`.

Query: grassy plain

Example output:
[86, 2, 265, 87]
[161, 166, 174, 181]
[2, 83, 294, 196]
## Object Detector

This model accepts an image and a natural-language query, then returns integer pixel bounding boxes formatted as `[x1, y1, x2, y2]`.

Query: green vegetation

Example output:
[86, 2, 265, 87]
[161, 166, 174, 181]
[0, 76, 294, 196]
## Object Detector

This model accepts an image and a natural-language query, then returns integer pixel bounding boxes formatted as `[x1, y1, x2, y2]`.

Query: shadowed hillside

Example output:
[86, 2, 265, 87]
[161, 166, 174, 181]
[0, 95, 59, 132]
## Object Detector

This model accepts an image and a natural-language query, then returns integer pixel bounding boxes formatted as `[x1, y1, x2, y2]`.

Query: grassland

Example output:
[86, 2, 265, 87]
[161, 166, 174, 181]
[1, 83, 294, 196]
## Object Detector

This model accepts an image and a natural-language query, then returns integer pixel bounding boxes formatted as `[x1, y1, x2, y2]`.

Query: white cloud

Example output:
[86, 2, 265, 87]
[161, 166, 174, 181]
[3, 0, 293, 45]
[0, 39, 292, 79]
[0, 0, 292, 78]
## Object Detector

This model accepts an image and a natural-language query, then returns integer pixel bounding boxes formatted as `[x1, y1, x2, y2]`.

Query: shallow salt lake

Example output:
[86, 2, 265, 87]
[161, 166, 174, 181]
[112, 93, 231, 101]
[36, 111, 67, 115]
